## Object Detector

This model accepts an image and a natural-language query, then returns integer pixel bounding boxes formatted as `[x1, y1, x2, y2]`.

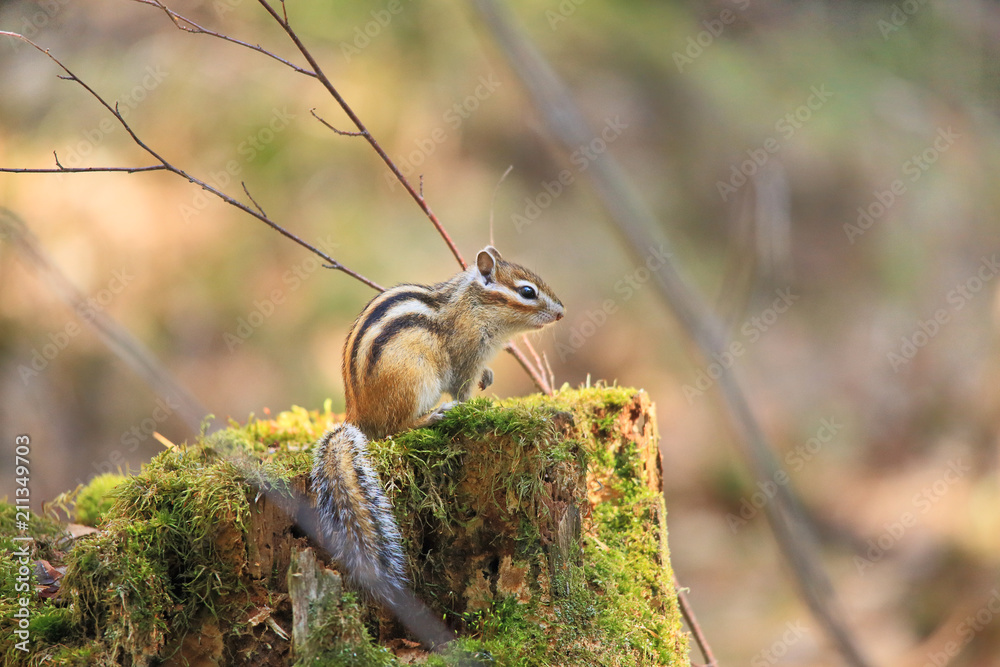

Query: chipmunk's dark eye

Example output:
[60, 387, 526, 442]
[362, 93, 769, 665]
[518, 285, 538, 300]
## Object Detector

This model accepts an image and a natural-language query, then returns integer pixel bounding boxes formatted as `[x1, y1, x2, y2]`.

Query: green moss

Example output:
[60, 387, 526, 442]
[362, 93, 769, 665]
[235, 400, 337, 453]
[66, 447, 256, 655]
[30, 446, 258, 664]
[72, 473, 127, 527]
[587, 472, 679, 662]
[379, 397, 560, 536]
[30, 606, 77, 643]
[387, 386, 686, 666]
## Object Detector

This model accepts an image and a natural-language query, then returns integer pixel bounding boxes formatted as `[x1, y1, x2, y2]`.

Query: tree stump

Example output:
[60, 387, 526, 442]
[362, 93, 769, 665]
[0, 387, 689, 666]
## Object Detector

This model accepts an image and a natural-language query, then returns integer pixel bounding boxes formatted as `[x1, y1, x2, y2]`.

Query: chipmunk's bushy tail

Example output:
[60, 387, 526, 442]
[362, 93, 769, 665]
[311, 423, 408, 602]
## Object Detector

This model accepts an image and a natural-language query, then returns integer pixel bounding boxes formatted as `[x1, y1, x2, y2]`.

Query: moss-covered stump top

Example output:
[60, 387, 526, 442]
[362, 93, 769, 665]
[1, 387, 689, 666]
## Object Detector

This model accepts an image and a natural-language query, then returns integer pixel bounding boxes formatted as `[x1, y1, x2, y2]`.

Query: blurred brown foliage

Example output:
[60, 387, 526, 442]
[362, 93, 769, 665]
[2, 0, 999, 664]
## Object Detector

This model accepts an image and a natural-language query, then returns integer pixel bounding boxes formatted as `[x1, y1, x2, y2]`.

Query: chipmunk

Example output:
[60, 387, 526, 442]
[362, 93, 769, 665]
[311, 246, 564, 603]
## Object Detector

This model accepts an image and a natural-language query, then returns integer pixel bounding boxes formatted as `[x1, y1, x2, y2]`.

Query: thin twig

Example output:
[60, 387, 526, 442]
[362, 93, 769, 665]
[242, 182, 267, 217]
[542, 351, 555, 392]
[521, 333, 554, 395]
[0, 162, 166, 174]
[503, 342, 552, 395]
[6, 7, 552, 390]
[310, 109, 366, 137]
[674, 577, 717, 667]
[253, 0, 467, 269]
[523, 333, 545, 375]
[0, 31, 382, 293]
[129, 0, 317, 77]
[468, 2, 871, 666]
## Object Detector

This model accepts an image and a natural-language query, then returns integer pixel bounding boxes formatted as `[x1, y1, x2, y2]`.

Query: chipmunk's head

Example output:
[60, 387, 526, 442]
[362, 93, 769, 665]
[472, 246, 564, 332]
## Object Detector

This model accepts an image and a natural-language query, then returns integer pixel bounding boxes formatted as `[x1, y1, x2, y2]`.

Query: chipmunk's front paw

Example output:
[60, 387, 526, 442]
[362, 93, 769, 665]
[479, 368, 494, 391]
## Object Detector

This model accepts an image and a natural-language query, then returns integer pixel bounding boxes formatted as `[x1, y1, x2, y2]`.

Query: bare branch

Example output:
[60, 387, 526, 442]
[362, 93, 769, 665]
[242, 182, 267, 218]
[130, 0, 473, 281]
[0, 164, 166, 174]
[507, 340, 552, 395]
[674, 577, 717, 667]
[503, 342, 552, 395]
[253, 0, 467, 269]
[129, 0, 317, 77]
[0, 30, 381, 292]
[542, 350, 555, 393]
[522, 332, 544, 371]
[310, 108, 366, 137]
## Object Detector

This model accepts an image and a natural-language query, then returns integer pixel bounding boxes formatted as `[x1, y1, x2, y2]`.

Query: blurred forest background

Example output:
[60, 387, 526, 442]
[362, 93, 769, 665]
[2, 0, 999, 664]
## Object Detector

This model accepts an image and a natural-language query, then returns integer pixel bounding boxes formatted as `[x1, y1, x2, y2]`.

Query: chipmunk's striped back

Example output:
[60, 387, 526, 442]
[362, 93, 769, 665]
[312, 246, 563, 602]
[342, 283, 445, 417]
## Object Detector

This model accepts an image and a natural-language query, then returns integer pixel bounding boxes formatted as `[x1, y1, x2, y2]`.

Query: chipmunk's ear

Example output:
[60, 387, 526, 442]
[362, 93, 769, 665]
[477, 246, 500, 282]
[480, 245, 502, 261]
